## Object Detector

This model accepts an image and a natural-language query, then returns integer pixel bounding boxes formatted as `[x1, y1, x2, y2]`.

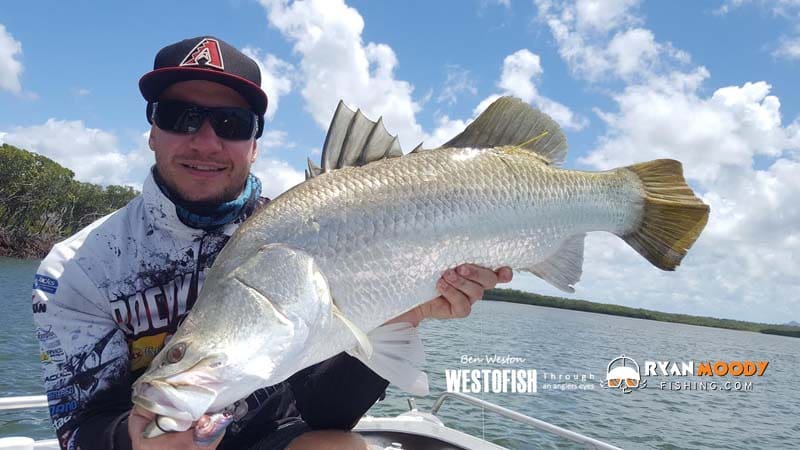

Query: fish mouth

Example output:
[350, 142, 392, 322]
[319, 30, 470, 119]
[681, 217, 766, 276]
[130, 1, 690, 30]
[133, 380, 218, 421]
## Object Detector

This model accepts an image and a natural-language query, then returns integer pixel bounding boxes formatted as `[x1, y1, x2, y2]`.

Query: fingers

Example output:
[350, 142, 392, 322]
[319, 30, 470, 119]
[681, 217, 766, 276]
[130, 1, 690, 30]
[129, 406, 223, 450]
[496, 266, 514, 283]
[193, 412, 231, 447]
[442, 268, 485, 304]
[436, 271, 478, 318]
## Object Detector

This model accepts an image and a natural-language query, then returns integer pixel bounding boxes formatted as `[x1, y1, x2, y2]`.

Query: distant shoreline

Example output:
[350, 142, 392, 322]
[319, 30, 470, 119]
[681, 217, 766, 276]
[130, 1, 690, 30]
[484, 288, 800, 338]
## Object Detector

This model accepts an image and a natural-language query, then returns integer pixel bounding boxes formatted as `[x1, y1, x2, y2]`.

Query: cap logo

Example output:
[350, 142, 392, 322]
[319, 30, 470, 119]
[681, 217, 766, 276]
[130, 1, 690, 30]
[180, 38, 224, 70]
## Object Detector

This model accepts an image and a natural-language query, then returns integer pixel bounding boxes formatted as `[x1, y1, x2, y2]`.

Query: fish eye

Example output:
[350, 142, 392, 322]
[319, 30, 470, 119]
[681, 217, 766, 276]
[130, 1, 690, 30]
[166, 343, 186, 364]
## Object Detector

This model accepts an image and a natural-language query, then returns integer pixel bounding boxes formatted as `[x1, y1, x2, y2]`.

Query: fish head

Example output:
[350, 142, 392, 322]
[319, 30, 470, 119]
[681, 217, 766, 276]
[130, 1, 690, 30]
[132, 333, 230, 422]
[132, 243, 334, 422]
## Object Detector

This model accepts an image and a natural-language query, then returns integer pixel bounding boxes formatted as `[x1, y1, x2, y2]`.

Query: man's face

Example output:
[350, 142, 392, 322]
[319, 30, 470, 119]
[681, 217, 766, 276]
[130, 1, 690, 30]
[149, 80, 258, 204]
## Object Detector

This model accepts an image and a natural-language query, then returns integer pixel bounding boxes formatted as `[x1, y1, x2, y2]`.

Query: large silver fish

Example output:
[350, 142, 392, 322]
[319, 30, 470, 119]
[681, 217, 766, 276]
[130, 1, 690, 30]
[132, 97, 709, 435]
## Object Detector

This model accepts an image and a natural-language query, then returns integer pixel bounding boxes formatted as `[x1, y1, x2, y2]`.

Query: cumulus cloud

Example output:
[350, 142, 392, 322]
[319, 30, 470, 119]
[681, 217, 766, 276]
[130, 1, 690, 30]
[0, 24, 24, 93]
[259, 0, 425, 151]
[521, 0, 800, 323]
[0, 120, 152, 186]
[242, 48, 295, 120]
[425, 49, 586, 147]
[251, 157, 305, 199]
[258, 129, 294, 150]
[497, 49, 587, 130]
[551, 72, 800, 323]
[534, 0, 689, 82]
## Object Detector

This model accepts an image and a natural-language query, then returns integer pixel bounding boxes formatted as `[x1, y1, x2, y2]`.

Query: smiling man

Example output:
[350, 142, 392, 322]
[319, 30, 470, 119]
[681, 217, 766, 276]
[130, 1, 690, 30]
[32, 36, 512, 450]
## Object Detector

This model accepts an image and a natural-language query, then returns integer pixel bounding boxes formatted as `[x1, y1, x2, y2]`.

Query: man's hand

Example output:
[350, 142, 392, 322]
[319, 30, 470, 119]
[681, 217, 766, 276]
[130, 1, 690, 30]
[387, 264, 513, 327]
[128, 405, 225, 450]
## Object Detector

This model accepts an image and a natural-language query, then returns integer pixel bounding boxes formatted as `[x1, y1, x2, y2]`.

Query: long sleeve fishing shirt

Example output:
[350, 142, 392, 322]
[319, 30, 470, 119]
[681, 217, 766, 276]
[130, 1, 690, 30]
[32, 171, 389, 450]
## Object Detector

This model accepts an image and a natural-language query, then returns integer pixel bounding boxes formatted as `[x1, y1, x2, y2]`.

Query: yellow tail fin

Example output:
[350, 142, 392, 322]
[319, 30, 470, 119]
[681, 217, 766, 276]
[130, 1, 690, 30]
[623, 159, 710, 270]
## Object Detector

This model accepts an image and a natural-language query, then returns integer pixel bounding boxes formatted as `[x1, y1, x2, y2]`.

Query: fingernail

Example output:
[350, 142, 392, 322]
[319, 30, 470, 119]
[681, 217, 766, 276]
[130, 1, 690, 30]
[445, 270, 458, 282]
[457, 266, 470, 276]
[437, 279, 447, 291]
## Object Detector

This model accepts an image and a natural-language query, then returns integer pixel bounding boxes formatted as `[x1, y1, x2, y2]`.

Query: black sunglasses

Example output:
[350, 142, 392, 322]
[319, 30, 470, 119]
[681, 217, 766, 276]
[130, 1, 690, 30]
[148, 100, 262, 141]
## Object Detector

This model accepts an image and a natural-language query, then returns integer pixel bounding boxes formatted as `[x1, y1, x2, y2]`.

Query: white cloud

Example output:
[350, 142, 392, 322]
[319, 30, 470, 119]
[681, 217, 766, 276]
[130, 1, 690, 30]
[242, 48, 295, 120]
[573, 0, 641, 34]
[549, 69, 800, 323]
[437, 65, 477, 106]
[425, 115, 471, 148]
[497, 49, 587, 130]
[251, 157, 305, 199]
[534, 0, 689, 82]
[0, 120, 152, 186]
[75, 88, 91, 96]
[425, 49, 587, 147]
[259, 0, 425, 151]
[773, 36, 800, 60]
[258, 129, 293, 150]
[0, 24, 24, 94]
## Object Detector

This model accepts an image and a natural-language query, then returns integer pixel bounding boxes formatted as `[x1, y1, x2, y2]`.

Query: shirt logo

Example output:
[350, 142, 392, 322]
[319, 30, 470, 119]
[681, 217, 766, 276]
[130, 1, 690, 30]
[34, 274, 59, 294]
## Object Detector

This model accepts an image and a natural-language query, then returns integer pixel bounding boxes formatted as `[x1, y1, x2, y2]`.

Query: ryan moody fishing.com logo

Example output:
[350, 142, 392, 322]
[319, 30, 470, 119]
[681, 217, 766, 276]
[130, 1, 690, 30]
[444, 354, 537, 394]
[604, 354, 769, 393]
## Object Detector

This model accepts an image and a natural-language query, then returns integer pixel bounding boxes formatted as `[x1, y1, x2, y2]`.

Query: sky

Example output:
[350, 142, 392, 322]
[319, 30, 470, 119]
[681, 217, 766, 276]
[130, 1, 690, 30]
[1, 0, 798, 324]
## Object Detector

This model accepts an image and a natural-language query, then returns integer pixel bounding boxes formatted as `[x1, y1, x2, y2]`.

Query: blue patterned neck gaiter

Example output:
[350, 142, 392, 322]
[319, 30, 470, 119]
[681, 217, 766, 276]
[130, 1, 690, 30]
[153, 168, 262, 231]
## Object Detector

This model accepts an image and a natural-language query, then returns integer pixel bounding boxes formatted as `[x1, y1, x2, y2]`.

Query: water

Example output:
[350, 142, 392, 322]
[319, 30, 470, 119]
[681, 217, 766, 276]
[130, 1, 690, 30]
[1, 256, 798, 449]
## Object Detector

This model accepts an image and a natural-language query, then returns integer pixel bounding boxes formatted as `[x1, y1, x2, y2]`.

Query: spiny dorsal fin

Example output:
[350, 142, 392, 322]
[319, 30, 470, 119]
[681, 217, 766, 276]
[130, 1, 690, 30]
[307, 100, 403, 179]
[441, 96, 568, 165]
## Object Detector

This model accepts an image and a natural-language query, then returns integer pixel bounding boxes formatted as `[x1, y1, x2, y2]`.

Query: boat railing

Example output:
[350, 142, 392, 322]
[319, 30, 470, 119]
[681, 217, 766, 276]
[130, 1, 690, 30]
[429, 392, 621, 450]
[0, 396, 47, 411]
[2, 394, 621, 449]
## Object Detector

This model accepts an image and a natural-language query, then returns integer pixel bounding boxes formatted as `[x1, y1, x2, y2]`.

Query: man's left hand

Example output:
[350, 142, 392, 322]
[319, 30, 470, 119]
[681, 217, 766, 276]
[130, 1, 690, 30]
[386, 264, 513, 327]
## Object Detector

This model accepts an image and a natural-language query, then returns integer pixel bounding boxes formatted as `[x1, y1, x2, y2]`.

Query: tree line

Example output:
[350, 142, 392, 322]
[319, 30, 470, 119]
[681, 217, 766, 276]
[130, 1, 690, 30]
[484, 288, 800, 338]
[0, 143, 138, 258]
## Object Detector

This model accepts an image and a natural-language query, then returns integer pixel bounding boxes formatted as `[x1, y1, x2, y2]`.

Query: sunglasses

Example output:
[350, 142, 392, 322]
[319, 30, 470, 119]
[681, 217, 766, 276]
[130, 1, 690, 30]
[148, 100, 261, 141]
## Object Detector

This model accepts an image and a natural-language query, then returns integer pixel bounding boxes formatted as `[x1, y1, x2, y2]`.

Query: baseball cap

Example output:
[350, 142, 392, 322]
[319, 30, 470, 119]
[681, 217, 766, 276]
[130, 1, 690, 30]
[139, 36, 268, 116]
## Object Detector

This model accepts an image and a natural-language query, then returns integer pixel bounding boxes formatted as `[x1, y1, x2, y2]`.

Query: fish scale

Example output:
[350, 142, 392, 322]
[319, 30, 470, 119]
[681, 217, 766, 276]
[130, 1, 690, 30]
[217, 146, 643, 333]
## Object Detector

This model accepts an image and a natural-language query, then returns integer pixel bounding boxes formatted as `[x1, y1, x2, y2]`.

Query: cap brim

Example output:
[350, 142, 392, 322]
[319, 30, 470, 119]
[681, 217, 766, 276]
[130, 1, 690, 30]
[139, 67, 268, 115]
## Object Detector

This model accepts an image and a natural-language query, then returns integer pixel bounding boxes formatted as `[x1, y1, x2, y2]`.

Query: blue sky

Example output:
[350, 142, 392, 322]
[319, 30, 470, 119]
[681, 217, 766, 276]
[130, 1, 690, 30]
[2, 0, 799, 324]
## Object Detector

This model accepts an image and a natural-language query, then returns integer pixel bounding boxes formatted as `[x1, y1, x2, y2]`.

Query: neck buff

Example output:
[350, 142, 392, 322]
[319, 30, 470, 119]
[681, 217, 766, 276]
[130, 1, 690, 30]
[153, 168, 262, 230]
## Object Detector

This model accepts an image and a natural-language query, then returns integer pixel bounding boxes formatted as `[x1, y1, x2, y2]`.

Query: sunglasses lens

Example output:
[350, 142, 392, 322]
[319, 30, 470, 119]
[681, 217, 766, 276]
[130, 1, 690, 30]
[152, 101, 201, 133]
[210, 108, 256, 140]
[152, 101, 256, 140]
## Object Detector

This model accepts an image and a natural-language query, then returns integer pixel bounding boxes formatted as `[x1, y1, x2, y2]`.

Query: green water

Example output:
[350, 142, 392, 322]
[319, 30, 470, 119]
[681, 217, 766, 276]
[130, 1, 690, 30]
[1, 256, 798, 449]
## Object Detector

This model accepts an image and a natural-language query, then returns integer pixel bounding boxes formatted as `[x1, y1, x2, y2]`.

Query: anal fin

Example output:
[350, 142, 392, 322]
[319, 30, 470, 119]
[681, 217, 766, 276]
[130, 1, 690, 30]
[526, 234, 585, 293]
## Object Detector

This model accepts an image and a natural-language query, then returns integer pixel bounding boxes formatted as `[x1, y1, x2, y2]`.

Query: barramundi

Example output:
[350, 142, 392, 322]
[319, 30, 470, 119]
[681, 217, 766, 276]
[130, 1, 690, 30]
[132, 97, 709, 438]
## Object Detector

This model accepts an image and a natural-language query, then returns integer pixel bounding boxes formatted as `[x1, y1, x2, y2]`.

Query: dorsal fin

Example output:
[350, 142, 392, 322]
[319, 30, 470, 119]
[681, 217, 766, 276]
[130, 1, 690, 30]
[306, 100, 403, 179]
[440, 96, 568, 165]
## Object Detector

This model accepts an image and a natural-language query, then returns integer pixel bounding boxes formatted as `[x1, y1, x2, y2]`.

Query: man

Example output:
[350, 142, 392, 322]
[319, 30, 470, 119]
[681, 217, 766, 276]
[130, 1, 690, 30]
[32, 36, 513, 450]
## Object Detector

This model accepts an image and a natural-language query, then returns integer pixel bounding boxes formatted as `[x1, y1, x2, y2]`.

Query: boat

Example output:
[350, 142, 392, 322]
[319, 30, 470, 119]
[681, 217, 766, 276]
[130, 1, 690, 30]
[0, 392, 620, 449]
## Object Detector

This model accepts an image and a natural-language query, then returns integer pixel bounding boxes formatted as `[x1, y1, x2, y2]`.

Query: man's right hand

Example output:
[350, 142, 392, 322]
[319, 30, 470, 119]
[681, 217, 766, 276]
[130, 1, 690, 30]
[128, 405, 225, 449]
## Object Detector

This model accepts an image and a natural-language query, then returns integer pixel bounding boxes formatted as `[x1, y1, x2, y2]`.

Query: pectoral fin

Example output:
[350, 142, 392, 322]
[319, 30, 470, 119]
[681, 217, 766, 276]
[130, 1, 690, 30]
[332, 303, 373, 359]
[347, 322, 429, 396]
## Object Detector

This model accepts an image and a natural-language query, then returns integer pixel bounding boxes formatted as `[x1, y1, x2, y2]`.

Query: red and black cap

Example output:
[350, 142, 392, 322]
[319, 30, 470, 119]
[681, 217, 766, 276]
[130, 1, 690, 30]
[139, 36, 268, 116]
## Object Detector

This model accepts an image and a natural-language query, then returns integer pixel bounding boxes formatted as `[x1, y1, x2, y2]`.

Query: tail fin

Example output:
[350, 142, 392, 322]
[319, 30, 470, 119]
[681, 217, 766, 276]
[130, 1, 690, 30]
[622, 159, 710, 271]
